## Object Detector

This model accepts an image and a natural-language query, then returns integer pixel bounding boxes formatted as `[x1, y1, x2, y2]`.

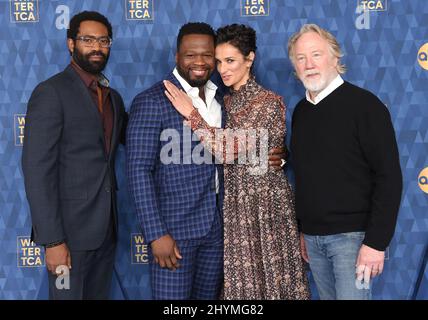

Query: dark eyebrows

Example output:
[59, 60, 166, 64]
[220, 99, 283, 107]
[217, 56, 236, 61]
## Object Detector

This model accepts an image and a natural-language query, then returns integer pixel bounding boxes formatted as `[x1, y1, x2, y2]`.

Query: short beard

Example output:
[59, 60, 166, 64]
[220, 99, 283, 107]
[176, 65, 210, 88]
[72, 47, 109, 75]
[300, 70, 335, 95]
[302, 77, 328, 93]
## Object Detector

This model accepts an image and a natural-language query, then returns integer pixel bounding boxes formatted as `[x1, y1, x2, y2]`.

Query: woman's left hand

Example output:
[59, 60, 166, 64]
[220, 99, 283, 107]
[163, 80, 195, 119]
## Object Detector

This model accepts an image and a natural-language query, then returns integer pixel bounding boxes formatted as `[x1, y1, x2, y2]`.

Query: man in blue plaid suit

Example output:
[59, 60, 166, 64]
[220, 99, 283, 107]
[127, 22, 286, 300]
[127, 23, 224, 299]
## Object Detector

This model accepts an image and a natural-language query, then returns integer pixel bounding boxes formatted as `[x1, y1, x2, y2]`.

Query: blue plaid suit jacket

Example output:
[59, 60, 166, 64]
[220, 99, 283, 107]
[127, 72, 225, 243]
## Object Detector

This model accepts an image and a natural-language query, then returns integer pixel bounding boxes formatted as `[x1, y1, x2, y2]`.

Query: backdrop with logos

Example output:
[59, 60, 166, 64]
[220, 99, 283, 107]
[0, 0, 427, 299]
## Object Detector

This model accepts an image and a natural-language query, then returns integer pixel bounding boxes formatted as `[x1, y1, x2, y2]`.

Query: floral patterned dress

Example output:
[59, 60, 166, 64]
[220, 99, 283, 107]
[188, 77, 310, 300]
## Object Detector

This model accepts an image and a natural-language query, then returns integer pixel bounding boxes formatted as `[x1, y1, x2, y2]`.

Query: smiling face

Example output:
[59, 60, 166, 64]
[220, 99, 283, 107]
[215, 42, 254, 91]
[175, 34, 216, 88]
[293, 31, 339, 99]
[67, 20, 110, 75]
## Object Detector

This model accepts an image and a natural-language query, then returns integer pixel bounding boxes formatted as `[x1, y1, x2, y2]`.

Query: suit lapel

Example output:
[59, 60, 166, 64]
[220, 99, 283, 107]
[167, 72, 185, 91]
[109, 91, 119, 160]
[64, 65, 107, 156]
[164, 72, 189, 129]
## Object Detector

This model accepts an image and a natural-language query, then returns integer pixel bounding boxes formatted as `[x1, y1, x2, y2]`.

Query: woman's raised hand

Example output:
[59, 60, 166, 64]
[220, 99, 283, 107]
[163, 80, 195, 119]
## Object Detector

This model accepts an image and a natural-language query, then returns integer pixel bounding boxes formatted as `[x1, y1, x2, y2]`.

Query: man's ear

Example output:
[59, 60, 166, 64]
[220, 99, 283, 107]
[175, 52, 178, 65]
[67, 38, 75, 55]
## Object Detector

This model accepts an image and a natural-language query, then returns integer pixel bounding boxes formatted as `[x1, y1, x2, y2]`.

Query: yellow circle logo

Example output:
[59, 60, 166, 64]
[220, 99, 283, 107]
[418, 43, 428, 70]
[418, 167, 428, 194]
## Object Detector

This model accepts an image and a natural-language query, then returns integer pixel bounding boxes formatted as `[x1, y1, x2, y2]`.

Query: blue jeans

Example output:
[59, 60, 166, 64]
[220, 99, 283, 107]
[304, 232, 371, 300]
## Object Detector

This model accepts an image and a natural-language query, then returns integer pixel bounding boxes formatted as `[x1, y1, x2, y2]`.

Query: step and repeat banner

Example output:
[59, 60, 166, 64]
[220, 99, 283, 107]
[0, 0, 427, 299]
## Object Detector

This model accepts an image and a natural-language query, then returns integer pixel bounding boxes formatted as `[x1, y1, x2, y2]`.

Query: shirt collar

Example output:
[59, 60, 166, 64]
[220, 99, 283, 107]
[305, 74, 344, 105]
[173, 67, 217, 99]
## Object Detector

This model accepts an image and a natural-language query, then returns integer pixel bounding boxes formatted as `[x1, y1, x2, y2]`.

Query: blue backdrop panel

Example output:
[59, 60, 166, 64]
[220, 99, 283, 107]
[0, 0, 426, 300]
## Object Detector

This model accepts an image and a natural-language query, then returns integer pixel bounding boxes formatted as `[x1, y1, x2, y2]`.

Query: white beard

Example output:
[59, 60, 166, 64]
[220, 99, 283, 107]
[301, 70, 329, 93]
[302, 77, 328, 93]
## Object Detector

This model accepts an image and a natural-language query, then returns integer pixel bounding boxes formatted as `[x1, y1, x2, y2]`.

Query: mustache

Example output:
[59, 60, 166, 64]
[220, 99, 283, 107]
[304, 70, 319, 76]
[87, 51, 107, 58]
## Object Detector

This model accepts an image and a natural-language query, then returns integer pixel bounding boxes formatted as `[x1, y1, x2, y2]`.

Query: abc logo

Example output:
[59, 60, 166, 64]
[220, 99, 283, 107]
[418, 167, 428, 194]
[418, 43, 428, 70]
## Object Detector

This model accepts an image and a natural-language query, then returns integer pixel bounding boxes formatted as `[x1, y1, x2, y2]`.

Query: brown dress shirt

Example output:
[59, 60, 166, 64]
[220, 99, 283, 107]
[70, 60, 114, 155]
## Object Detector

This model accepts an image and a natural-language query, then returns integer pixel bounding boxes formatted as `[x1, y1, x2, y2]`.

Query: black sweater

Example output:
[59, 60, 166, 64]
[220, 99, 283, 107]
[291, 81, 402, 251]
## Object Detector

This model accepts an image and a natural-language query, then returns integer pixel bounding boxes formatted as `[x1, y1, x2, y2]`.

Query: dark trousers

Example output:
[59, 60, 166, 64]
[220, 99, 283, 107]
[48, 221, 116, 300]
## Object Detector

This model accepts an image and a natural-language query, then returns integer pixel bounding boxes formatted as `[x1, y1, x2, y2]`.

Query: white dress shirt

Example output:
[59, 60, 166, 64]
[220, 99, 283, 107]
[173, 68, 222, 193]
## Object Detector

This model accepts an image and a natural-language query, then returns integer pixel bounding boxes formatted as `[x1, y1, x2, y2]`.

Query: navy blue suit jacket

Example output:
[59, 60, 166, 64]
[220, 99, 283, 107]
[127, 72, 225, 243]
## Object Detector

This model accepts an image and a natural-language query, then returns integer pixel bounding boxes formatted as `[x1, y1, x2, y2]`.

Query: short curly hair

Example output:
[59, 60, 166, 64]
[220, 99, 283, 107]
[67, 11, 113, 40]
[216, 24, 257, 57]
[177, 22, 216, 52]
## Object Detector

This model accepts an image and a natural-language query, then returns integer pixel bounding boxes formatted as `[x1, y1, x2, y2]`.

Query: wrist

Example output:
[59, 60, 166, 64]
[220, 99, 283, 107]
[45, 240, 65, 249]
[187, 108, 197, 120]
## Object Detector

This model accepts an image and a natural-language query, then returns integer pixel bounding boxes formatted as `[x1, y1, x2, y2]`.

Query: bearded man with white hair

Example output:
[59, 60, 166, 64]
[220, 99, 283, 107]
[288, 24, 402, 300]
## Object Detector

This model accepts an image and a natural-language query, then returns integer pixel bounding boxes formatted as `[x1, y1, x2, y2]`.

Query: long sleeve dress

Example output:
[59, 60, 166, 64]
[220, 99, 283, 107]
[187, 77, 310, 300]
